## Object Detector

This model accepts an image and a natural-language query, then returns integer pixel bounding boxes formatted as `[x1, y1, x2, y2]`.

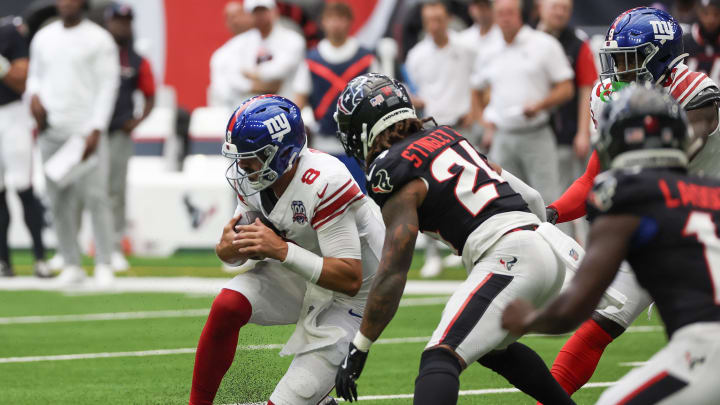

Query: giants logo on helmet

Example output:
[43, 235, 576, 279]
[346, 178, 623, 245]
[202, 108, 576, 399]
[650, 20, 674, 40]
[263, 113, 291, 142]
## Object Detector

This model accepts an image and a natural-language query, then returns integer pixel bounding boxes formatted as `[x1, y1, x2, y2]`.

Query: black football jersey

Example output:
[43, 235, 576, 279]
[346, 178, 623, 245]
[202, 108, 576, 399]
[684, 27, 720, 85]
[587, 169, 720, 337]
[367, 126, 529, 254]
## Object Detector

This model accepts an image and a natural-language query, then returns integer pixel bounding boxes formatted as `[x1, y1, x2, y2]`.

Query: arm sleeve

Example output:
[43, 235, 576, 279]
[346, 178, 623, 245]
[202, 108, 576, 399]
[316, 210, 362, 260]
[548, 150, 601, 222]
[137, 58, 155, 97]
[501, 170, 546, 221]
[256, 34, 306, 82]
[89, 36, 120, 133]
[545, 37, 574, 83]
[575, 41, 598, 88]
[25, 36, 41, 96]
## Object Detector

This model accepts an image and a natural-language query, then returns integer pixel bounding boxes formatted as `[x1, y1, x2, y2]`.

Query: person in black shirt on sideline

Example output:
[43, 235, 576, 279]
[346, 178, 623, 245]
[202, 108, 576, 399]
[0, 18, 49, 278]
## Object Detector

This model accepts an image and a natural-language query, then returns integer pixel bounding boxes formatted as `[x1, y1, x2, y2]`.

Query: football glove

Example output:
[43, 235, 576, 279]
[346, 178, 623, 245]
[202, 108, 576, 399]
[545, 206, 559, 225]
[335, 342, 369, 402]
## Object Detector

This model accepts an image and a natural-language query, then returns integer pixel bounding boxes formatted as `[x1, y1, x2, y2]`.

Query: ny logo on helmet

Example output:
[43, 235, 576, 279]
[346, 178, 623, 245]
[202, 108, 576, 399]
[649, 20, 674, 40]
[263, 113, 291, 142]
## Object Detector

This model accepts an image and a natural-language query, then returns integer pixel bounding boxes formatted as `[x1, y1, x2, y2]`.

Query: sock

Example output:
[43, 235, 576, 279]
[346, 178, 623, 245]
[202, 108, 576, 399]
[18, 188, 46, 261]
[413, 349, 461, 405]
[189, 289, 252, 405]
[541, 319, 614, 402]
[479, 342, 574, 405]
[0, 190, 9, 266]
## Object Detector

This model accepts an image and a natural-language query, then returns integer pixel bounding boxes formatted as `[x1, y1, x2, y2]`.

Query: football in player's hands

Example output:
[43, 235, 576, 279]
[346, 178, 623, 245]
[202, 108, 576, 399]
[234, 211, 264, 231]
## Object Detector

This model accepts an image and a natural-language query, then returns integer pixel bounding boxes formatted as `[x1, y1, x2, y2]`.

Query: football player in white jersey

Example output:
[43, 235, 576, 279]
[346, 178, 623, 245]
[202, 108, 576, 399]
[542, 7, 720, 401]
[188, 95, 383, 405]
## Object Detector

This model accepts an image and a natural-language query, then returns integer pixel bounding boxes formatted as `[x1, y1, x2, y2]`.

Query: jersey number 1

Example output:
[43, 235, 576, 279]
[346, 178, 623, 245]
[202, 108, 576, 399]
[430, 140, 504, 216]
[683, 211, 720, 304]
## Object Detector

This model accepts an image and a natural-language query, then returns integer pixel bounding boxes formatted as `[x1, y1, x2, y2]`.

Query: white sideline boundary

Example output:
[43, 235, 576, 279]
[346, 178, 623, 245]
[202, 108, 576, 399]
[0, 297, 449, 325]
[0, 277, 464, 295]
[0, 325, 662, 364]
[230, 382, 616, 404]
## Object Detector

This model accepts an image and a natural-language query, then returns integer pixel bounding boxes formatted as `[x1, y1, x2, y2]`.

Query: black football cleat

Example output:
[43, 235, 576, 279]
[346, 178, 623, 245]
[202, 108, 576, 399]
[0, 261, 15, 277]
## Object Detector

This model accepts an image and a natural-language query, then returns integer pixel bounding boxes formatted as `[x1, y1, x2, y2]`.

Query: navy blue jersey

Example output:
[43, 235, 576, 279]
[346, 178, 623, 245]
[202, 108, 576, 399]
[587, 169, 720, 337]
[367, 126, 529, 253]
[0, 22, 28, 105]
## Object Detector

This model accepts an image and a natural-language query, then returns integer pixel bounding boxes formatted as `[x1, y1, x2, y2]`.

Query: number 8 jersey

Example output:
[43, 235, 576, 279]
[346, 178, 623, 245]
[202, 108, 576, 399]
[367, 125, 536, 257]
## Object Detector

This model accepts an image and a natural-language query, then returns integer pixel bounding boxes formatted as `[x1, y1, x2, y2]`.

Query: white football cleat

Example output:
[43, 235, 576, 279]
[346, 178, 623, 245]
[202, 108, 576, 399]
[111, 251, 130, 272]
[56, 266, 86, 285]
[442, 254, 463, 268]
[420, 255, 444, 278]
[47, 254, 65, 271]
[94, 264, 115, 287]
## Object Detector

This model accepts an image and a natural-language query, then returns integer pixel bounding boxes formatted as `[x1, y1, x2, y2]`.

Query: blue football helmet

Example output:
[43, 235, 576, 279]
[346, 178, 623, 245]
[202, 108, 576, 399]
[222, 95, 306, 196]
[599, 7, 687, 85]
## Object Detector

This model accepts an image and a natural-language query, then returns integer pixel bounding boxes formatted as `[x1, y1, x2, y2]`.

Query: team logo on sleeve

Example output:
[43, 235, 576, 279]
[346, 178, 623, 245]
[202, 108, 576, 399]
[371, 169, 394, 194]
[291, 200, 308, 225]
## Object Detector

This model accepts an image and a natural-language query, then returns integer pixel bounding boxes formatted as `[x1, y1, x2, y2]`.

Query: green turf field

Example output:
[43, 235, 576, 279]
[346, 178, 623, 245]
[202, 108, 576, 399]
[1, 251, 667, 404]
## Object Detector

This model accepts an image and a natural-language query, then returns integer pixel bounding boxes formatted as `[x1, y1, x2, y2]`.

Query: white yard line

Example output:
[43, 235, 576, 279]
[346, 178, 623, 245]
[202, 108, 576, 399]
[0, 297, 450, 325]
[0, 326, 663, 364]
[0, 277, 463, 295]
[0, 309, 211, 324]
[620, 361, 648, 367]
[232, 382, 616, 404]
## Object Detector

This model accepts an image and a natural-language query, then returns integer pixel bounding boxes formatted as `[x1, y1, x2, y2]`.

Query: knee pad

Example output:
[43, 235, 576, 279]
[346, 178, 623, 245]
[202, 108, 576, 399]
[417, 348, 462, 379]
[271, 353, 335, 405]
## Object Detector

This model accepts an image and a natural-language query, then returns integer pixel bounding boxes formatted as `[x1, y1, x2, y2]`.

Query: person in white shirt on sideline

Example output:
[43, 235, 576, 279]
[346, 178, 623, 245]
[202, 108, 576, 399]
[459, 0, 499, 55]
[209, 0, 305, 109]
[208, 1, 253, 108]
[293, 1, 378, 191]
[474, 0, 573, 205]
[27, 0, 119, 285]
[404, 1, 477, 278]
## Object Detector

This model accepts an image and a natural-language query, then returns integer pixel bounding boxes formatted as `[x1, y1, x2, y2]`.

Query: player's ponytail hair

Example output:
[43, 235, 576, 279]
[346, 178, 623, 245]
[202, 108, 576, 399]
[366, 117, 436, 165]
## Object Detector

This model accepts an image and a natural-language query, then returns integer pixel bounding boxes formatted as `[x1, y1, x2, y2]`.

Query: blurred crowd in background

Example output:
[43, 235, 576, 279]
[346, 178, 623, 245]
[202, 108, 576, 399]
[1, 0, 719, 283]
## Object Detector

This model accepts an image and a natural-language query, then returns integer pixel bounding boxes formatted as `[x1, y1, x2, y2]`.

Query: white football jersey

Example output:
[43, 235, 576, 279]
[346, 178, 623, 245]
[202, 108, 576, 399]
[233, 147, 384, 302]
[590, 62, 720, 177]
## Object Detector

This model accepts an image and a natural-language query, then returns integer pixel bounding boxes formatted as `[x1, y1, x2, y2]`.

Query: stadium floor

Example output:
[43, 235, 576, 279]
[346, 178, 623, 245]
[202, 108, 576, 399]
[1, 251, 666, 404]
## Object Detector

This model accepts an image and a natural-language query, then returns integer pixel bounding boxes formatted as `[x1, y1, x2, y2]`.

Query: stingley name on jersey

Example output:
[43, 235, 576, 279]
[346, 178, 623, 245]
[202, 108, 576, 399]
[366, 125, 530, 254]
[587, 168, 720, 337]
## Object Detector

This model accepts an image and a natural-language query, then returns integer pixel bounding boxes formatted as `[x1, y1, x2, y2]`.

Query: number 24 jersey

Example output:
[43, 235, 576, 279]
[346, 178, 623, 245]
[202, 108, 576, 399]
[366, 126, 530, 254]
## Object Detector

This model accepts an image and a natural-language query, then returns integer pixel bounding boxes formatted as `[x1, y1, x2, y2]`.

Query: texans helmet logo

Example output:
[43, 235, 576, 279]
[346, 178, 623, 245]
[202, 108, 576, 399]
[338, 76, 369, 115]
[371, 169, 394, 194]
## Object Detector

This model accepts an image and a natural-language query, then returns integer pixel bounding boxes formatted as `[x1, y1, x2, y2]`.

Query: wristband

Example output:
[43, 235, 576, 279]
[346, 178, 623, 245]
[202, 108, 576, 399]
[282, 242, 323, 283]
[352, 331, 373, 352]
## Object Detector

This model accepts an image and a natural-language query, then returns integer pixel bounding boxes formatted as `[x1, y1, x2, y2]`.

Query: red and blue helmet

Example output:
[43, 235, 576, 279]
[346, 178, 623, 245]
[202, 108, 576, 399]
[599, 7, 687, 84]
[222, 95, 306, 195]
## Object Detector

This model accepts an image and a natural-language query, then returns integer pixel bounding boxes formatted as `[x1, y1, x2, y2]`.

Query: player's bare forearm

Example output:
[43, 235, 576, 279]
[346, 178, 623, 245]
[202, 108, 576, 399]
[360, 180, 425, 341]
[317, 257, 363, 296]
[687, 102, 719, 146]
